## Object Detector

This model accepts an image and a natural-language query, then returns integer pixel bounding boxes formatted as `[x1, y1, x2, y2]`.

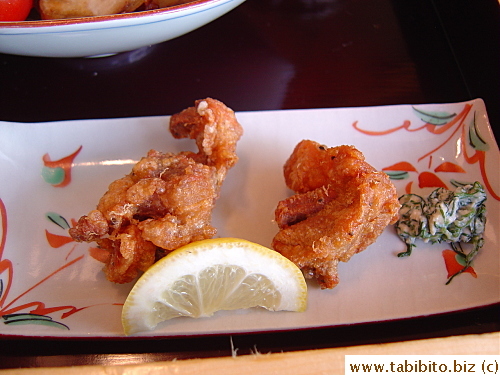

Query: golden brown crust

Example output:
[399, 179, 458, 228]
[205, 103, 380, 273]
[69, 98, 242, 283]
[39, 0, 145, 19]
[272, 140, 400, 289]
[170, 98, 243, 186]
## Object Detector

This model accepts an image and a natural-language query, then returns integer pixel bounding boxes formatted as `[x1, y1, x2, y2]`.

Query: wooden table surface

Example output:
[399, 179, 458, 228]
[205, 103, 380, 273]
[0, 0, 499, 369]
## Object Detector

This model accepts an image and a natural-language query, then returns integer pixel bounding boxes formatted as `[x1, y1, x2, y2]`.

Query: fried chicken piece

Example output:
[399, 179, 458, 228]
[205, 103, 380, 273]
[69, 98, 243, 283]
[272, 140, 400, 289]
[170, 98, 242, 186]
[39, 0, 145, 19]
[39, 0, 195, 20]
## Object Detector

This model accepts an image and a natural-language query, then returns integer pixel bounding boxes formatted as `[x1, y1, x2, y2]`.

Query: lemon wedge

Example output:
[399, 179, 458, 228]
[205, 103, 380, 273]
[121, 238, 308, 335]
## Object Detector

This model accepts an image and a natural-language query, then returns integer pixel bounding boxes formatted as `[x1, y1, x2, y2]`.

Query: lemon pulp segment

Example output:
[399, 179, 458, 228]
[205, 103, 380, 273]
[122, 238, 307, 335]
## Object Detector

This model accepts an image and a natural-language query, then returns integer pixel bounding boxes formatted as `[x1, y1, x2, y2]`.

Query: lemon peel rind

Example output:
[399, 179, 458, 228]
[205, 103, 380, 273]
[122, 238, 307, 335]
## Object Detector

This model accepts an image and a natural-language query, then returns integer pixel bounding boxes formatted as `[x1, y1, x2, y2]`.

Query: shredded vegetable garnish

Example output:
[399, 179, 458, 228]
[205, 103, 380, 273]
[395, 182, 487, 284]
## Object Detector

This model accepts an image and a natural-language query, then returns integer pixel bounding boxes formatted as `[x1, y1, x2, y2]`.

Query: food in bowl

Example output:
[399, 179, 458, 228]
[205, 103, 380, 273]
[0, 0, 33, 21]
[5, 0, 194, 21]
[0, 0, 246, 57]
[39, 0, 145, 19]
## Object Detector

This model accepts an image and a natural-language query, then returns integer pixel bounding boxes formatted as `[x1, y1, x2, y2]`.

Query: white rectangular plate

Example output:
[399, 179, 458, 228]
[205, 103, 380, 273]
[0, 99, 498, 337]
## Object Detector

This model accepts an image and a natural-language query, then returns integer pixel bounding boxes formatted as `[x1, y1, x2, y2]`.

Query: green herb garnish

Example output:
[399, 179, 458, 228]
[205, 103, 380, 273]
[395, 182, 487, 284]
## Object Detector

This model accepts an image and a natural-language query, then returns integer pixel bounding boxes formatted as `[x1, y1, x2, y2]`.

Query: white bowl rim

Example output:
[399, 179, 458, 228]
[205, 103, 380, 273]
[0, 0, 230, 29]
